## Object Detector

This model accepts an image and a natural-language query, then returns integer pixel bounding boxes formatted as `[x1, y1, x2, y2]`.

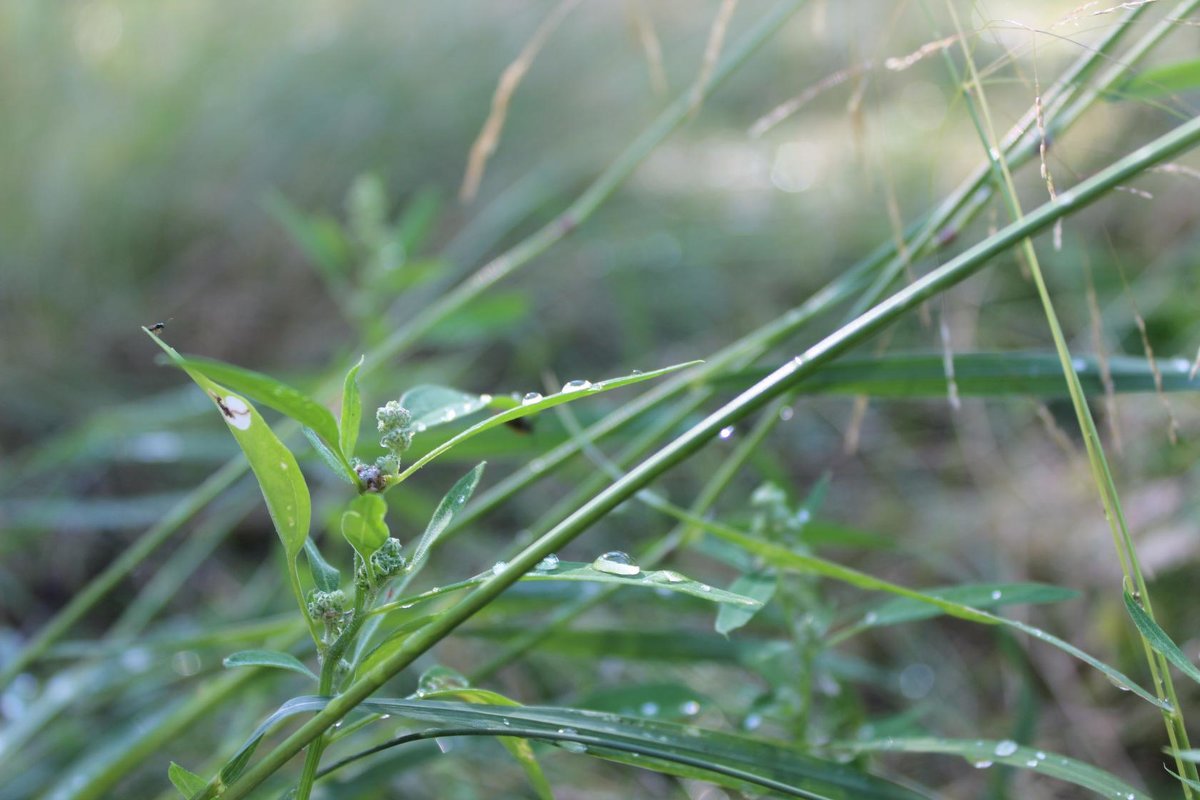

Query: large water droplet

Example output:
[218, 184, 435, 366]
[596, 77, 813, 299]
[522, 392, 543, 406]
[536, 554, 560, 571]
[561, 379, 592, 393]
[680, 700, 700, 716]
[743, 713, 762, 731]
[994, 739, 1018, 757]
[592, 551, 640, 576]
[555, 728, 586, 753]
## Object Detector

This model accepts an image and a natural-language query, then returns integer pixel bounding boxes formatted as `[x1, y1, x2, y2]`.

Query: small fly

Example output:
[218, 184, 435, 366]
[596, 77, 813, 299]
[147, 318, 173, 334]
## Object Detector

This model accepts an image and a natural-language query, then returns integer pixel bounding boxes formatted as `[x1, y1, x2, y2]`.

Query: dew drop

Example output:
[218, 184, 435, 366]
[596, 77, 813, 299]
[863, 611, 878, 625]
[994, 739, 1018, 757]
[536, 554, 560, 571]
[522, 392, 543, 405]
[991, 590, 1002, 601]
[1035, 751, 1046, 760]
[592, 551, 640, 576]
[380, 714, 391, 720]
[492, 561, 507, 576]
[743, 713, 762, 731]
[680, 700, 700, 716]
[779, 406, 795, 421]
[973, 760, 993, 769]
[479, 393, 493, 404]
[561, 379, 592, 393]
[1025, 758, 1039, 768]
[640, 701, 659, 716]
[649, 570, 687, 583]
[718, 425, 736, 440]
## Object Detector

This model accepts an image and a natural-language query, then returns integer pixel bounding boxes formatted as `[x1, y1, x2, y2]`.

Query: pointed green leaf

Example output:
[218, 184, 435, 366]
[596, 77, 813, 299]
[860, 582, 1079, 629]
[145, 332, 310, 563]
[178, 356, 342, 453]
[409, 462, 486, 571]
[716, 572, 777, 635]
[521, 562, 762, 607]
[167, 762, 208, 797]
[394, 362, 700, 485]
[1123, 591, 1200, 685]
[341, 494, 390, 563]
[302, 426, 358, 485]
[400, 385, 491, 430]
[339, 356, 364, 458]
[304, 538, 341, 593]
[222, 650, 318, 681]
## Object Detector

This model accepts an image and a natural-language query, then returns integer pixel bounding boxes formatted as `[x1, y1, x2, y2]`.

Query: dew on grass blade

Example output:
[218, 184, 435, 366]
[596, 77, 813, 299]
[592, 551, 640, 576]
[535, 553, 560, 571]
[994, 740, 1018, 757]
[561, 379, 592, 393]
[521, 392, 543, 405]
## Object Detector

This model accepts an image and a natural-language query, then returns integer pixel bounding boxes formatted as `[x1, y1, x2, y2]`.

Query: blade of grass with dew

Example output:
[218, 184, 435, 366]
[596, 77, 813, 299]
[838, 738, 1148, 799]
[1123, 591, 1200, 685]
[222, 651, 318, 682]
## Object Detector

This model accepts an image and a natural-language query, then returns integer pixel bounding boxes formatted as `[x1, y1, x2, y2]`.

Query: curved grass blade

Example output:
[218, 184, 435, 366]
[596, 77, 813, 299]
[717, 352, 1200, 398]
[222, 650, 317, 682]
[853, 582, 1078, 629]
[1123, 591, 1200, 685]
[666, 508, 1169, 711]
[838, 738, 1148, 799]
[1121, 59, 1200, 100]
[716, 571, 777, 635]
[339, 355, 365, 458]
[392, 362, 700, 485]
[400, 385, 491, 430]
[232, 697, 923, 800]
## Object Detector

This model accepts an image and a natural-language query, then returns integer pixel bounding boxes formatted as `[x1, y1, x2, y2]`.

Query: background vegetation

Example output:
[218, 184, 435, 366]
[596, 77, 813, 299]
[2, 1, 1200, 797]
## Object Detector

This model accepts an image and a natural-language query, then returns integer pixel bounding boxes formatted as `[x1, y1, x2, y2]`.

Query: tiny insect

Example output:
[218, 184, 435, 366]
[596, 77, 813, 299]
[147, 318, 173, 333]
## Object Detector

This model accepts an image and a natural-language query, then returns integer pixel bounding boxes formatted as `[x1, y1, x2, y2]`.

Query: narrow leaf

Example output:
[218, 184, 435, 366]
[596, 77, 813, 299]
[858, 582, 1079, 629]
[302, 426, 358, 485]
[179, 356, 342, 452]
[394, 362, 700, 484]
[222, 650, 318, 681]
[167, 762, 207, 797]
[304, 538, 341, 593]
[1121, 59, 1200, 100]
[400, 384, 491, 430]
[1123, 591, 1200, 685]
[716, 572, 777, 635]
[409, 462, 486, 570]
[341, 494, 390, 563]
[339, 355, 364, 458]
[145, 332, 310, 562]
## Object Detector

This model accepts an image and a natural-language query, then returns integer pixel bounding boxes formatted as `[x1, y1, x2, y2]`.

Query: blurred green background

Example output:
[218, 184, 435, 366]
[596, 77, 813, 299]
[3, 1, 1200, 797]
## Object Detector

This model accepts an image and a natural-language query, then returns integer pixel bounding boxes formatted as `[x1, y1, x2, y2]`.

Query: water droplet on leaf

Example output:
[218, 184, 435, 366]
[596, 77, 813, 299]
[592, 551, 640, 576]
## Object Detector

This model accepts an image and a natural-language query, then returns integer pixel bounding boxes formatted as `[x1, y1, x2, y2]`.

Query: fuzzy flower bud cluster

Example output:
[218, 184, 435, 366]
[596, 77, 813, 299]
[356, 537, 407, 589]
[307, 589, 347, 623]
[377, 401, 415, 455]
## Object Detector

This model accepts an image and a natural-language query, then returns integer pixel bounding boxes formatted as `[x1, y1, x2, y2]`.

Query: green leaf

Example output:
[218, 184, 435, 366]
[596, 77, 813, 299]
[717, 352, 1200, 398]
[399, 384, 490, 430]
[460, 627, 760, 663]
[222, 650, 318, 681]
[1123, 591, 1200, 685]
[145, 333, 310, 563]
[1121, 59, 1200, 100]
[408, 462, 486, 572]
[416, 685, 554, 800]
[264, 190, 350, 282]
[341, 494, 390, 563]
[339, 355, 364, 458]
[167, 762, 207, 797]
[178, 356, 342, 453]
[304, 538, 341, 593]
[858, 582, 1079, 629]
[230, 698, 923, 799]
[394, 362, 700, 485]
[302, 426, 358, 485]
[716, 572, 777, 635]
[520, 562, 763, 608]
[355, 615, 440, 678]
[839, 738, 1148, 799]
[663, 505, 1169, 711]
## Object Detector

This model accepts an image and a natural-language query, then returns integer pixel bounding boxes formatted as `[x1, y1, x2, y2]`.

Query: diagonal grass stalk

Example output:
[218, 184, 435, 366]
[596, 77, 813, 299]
[943, 3, 1196, 789]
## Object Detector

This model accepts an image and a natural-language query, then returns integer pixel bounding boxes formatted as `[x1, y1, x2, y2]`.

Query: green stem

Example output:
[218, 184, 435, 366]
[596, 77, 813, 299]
[215, 111, 1200, 800]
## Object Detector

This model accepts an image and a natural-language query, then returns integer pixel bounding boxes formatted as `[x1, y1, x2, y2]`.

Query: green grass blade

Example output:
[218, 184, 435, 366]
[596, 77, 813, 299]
[840, 738, 1148, 799]
[1120, 59, 1200, 99]
[719, 352, 1199, 398]
[858, 582, 1079, 628]
[222, 650, 318, 682]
